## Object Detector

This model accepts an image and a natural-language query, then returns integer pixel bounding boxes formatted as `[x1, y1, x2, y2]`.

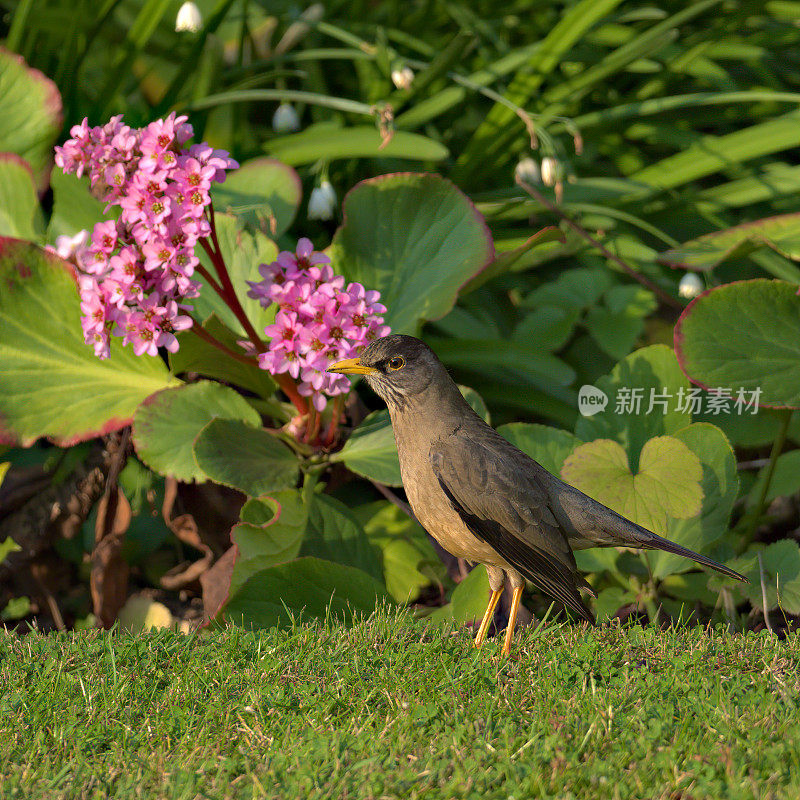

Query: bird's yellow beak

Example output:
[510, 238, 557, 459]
[327, 357, 377, 375]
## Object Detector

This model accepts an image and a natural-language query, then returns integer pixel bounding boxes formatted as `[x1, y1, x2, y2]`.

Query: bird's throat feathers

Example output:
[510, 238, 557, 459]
[382, 379, 470, 438]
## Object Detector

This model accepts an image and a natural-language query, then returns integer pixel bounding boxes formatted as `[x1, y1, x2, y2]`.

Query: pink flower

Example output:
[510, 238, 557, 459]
[54, 113, 238, 358]
[249, 239, 390, 410]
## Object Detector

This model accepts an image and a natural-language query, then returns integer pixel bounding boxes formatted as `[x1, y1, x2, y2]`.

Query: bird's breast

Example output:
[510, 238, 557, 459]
[397, 437, 507, 567]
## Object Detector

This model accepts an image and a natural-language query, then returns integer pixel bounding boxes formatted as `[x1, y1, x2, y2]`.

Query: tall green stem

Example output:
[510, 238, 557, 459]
[744, 408, 792, 543]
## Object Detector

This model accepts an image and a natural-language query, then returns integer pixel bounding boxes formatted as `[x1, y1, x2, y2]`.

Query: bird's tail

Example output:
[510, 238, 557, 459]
[602, 513, 747, 583]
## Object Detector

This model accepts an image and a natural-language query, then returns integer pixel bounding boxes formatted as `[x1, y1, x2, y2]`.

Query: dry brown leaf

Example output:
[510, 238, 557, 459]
[91, 485, 131, 628]
[200, 545, 238, 623]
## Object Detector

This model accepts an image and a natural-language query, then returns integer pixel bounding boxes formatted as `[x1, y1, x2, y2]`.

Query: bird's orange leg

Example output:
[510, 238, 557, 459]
[501, 586, 524, 657]
[474, 589, 503, 648]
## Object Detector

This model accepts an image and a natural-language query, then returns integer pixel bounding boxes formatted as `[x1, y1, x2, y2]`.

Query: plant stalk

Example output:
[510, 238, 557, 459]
[185, 315, 259, 367]
[744, 408, 792, 543]
[516, 178, 682, 309]
[200, 206, 309, 417]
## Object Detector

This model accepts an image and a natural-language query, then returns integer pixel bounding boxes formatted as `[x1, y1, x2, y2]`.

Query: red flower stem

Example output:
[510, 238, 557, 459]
[308, 406, 322, 444]
[197, 236, 263, 347]
[304, 405, 317, 444]
[323, 395, 345, 446]
[275, 373, 309, 416]
[185, 314, 259, 367]
[200, 206, 310, 417]
[196, 262, 225, 297]
[200, 212, 268, 353]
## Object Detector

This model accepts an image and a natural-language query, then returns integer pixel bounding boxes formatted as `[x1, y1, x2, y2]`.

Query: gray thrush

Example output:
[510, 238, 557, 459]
[329, 334, 746, 655]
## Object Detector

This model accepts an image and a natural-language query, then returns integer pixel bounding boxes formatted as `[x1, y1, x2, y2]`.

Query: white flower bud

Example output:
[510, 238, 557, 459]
[391, 67, 414, 90]
[514, 157, 540, 184]
[272, 103, 300, 133]
[47, 230, 89, 261]
[541, 156, 559, 187]
[175, 2, 202, 33]
[308, 180, 337, 221]
[678, 272, 704, 299]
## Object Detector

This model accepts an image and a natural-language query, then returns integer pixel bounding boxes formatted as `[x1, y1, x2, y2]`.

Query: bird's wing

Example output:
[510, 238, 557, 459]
[429, 432, 594, 624]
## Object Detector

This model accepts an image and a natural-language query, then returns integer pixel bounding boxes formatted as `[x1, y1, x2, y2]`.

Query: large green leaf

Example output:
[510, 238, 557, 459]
[46, 171, 106, 243]
[355, 501, 443, 603]
[132, 381, 260, 482]
[194, 212, 278, 336]
[429, 565, 490, 624]
[264, 126, 448, 165]
[193, 417, 299, 497]
[0, 48, 62, 191]
[229, 490, 308, 598]
[575, 345, 692, 470]
[331, 410, 401, 487]
[169, 314, 277, 400]
[210, 157, 301, 237]
[301, 494, 383, 584]
[222, 557, 391, 629]
[561, 436, 703, 537]
[329, 173, 493, 334]
[674, 279, 800, 408]
[496, 423, 582, 476]
[658, 213, 800, 272]
[0, 238, 177, 445]
[0, 154, 43, 240]
[647, 423, 738, 580]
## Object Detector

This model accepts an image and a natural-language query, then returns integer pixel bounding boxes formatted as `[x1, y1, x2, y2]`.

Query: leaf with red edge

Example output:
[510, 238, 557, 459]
[0, 237, 177, 445]
[674, 279, 800, 409]
[658, 213, 800, 272]
[132, 381, 261, 483]
[0, 48, 62, 192]
[329, 173, 494, 334]
[0, 153, 44, 240]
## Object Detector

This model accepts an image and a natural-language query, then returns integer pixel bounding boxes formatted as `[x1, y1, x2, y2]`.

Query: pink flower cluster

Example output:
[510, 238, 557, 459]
[247, 239, 390, 411]
[54, 113, 238, 358]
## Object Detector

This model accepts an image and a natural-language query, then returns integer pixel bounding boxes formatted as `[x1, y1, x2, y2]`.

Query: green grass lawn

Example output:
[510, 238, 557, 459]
[1, 610, 799, 799]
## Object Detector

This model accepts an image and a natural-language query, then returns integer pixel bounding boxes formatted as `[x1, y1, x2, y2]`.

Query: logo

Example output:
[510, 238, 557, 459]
[578, 385, 608, 417]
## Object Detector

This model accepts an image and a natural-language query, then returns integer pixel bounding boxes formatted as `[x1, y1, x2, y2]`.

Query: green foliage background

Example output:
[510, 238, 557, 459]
[2, 0, 800, 632]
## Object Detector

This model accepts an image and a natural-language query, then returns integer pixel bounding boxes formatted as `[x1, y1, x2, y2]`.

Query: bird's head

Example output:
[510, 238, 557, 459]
[327, 334, 447, 410]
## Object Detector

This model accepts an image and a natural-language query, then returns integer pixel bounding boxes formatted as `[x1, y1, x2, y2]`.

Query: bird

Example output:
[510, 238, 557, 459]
[328, 334, 747, 656]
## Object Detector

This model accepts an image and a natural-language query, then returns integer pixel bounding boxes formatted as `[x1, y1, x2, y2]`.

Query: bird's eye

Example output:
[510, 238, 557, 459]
[388, 356, 405, 371]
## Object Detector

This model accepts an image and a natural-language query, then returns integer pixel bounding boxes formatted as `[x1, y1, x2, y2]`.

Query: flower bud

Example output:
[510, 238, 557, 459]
[391, 67, 414, 90]
[678, 272, 704, 299]
[308, 180, 337, 221]
[47, 229, 89, 262]
[541, 156, 559, 187]
[514, 157, 540, 184]
[175, 2, 202, 32]
[272, 103, 300, 133]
